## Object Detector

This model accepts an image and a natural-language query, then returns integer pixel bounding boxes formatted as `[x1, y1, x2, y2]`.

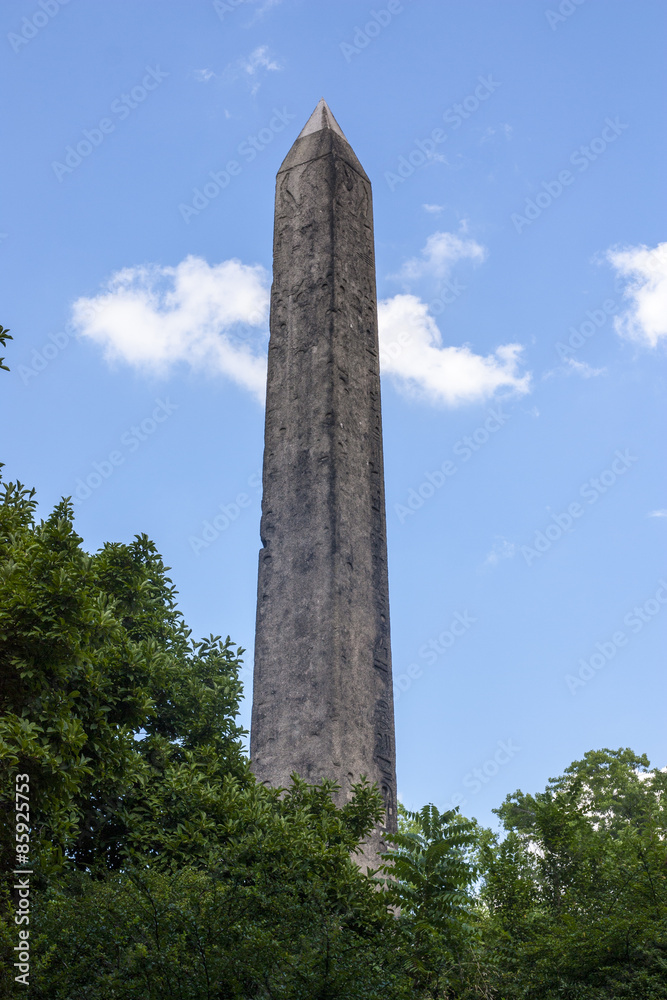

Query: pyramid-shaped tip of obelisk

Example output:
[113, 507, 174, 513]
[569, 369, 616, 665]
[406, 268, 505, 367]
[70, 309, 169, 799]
[278, 97, 368, 180]
[296, 98, 349, 142]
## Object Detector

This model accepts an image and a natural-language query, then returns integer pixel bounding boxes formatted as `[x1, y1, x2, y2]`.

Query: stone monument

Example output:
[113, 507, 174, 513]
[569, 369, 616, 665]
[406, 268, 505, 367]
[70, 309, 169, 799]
[250, 99, 397, 866]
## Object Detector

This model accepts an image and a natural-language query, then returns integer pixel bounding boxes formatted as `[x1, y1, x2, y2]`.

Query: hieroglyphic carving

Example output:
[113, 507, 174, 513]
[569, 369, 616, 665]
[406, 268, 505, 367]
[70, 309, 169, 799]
[373, 697, 395, 783]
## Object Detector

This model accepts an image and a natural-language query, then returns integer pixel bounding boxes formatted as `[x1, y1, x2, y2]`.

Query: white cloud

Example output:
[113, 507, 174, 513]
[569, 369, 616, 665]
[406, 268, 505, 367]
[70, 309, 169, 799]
[422, 204, 445, 214]
[648, 509, 667, 518]
[484, 537, 516, 567]
[242, 44, 281, 74]
[606, 242, 667, 348]
[194, 68, 215, 82]
[378, 293, 530, 406]
[74, 241, 530, 410]
[395, 230, 487, 284]
[72, 256, 269, 401]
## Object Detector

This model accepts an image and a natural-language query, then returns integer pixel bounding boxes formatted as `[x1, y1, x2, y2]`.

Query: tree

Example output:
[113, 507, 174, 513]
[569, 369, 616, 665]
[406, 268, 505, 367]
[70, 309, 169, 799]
[0, 479, 248, 875]
[380, 803, 481, 998]
[0, 481, 411, 998]
[27, 778, 411, 999]
[475, 748, 667, 999]
[4, 478, 666, 997]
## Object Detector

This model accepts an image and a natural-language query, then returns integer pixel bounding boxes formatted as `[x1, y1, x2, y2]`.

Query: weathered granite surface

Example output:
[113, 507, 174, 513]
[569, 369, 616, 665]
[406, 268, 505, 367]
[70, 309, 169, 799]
[251, 100, 397, 867]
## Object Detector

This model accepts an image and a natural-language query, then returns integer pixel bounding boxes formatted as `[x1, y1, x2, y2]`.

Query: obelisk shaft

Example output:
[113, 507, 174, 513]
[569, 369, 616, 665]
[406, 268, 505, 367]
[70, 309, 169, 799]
[251, 101, 397, 860]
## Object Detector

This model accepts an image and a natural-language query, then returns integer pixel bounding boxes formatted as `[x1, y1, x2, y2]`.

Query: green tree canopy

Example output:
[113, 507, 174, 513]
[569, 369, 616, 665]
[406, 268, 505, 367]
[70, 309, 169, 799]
[2, 476, 666, 998]
[475, 748, 667, 999]
[0, 481, 408, 998]
[0, 478, 248, 874]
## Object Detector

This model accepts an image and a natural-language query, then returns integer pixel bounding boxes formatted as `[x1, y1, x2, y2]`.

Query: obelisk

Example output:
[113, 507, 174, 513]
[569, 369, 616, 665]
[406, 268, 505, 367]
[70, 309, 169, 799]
[251, 99, 397, 865]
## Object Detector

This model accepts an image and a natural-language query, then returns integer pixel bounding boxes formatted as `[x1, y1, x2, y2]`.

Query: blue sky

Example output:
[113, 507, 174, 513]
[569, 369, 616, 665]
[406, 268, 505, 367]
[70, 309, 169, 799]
[2, 0, 666, 830]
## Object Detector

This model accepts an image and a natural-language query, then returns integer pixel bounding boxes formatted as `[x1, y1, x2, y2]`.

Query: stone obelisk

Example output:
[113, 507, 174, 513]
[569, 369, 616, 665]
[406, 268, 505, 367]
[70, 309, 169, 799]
[251, 99, 397, 864]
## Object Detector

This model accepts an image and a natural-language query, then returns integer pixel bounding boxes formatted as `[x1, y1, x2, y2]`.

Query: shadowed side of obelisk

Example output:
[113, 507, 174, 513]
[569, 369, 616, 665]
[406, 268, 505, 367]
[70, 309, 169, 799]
[251, 100, 397, 864]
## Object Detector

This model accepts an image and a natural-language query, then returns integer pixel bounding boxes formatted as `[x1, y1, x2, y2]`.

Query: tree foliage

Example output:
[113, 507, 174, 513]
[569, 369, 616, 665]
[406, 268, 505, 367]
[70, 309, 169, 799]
[1, 478, 666, 998]
[0, 482, 409, 998]
[379, 804, 480, 997]
[0, 325, 11, 372]
[0, 478, 248, 876]
[27, 779, 408, 999]
[473, 748, 667, 999]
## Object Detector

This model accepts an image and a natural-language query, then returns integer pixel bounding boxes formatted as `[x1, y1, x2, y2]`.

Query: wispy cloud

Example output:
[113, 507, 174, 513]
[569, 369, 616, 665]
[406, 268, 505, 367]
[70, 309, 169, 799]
[606, 242, 667, 348]
[222, 44, 282, 95]
[648, 509, 667, 518]
[378, 293, 530, 407]
[484, 537, 516, 567]
[543, 357, 607, 380]
[242, 44, 281, 74]
[422, 203, 445, 214]
[72, 256, 269, 401]
[194, 68, 215, 82]
[480, 123, 513, 143]
[394, 229, 487, 284]
[213, 0, 284, 27]
[565, 358, 606, 378]
[246, 0, 284, 23]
